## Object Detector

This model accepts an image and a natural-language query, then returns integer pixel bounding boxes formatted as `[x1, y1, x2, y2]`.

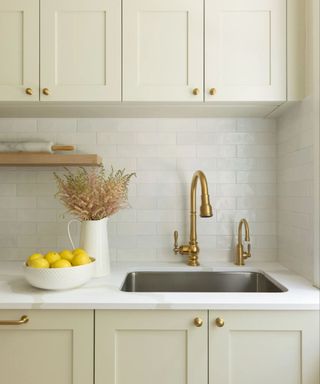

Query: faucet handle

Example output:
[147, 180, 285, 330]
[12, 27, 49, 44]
[246, 243, 251, 258]
[173, 230, 179, 254]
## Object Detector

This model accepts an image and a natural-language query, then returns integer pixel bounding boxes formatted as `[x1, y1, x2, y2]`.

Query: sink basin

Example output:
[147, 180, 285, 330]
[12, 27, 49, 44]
[121, 271, 287, 293]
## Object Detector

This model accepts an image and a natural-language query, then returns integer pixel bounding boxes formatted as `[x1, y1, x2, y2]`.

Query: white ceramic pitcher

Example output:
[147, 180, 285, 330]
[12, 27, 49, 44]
[68, 217, 110, 277]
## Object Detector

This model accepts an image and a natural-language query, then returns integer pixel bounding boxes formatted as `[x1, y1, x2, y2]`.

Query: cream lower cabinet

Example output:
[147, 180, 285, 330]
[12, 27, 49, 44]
[0, 310, 94, 384]
[210, 311, 320, 384]
[96, 310, 319, 384]
[95, 310, 208, 384]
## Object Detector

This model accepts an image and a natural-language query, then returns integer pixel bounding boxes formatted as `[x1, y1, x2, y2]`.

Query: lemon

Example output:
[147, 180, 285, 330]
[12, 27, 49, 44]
[51, 259, 72, 268]
[45, 252, 61, 265]
[29, 258, 50, 268]
[72, 253, 91, 266]
[72, 248, 88, 256]
[60, 250, 74, 262]
[26, 253, 43, 266]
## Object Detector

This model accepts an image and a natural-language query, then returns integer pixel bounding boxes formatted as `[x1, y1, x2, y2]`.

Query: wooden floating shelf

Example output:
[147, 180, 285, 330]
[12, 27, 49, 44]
[0, 152, 102, 166]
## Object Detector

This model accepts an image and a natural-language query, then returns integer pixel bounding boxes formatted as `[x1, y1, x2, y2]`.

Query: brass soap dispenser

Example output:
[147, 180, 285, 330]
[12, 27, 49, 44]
[235, 218, 251, 266]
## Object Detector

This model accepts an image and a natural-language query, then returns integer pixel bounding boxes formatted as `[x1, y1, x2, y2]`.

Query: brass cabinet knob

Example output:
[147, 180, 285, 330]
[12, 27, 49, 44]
[192, 88, 200, 96]
[194, 317, 203, 327]
[42, 88, 50, 96]
[25, 88, 33, 95]
[209, 88, 217, 96]
[215, 317, 224, 327]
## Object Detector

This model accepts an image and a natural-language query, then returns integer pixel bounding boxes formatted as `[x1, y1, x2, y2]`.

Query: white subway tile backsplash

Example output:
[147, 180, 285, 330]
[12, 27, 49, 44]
[0, 117, 277, 262]
[277, 99, 314, 281]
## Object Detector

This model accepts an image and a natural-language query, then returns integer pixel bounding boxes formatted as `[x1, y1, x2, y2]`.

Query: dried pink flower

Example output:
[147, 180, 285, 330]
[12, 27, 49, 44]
[54, 166, 135, 221]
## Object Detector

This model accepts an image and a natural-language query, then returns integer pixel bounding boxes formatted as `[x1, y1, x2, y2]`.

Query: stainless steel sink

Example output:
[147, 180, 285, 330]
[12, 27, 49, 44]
[121, 271, 287, 293]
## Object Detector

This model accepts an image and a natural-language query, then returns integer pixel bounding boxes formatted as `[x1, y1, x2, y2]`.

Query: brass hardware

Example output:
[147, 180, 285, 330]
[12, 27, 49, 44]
[235, 218, 251, 266]
[0, 315, 29, 325]
[42, 88, 50, 96]
[25, 88, 33, 96]
[192, 88, 200, 96]
[194, 317, 203, 327]
[173, 230, 179, 254]
[173, 171, 213, 266]
[215, 317, 224, 327]
[209, 88, 217, 96]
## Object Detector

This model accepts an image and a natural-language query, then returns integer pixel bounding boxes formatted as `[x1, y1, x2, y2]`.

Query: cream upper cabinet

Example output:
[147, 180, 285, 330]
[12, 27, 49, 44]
[40, 0, 121, 101]
[205, 0, 286, 102]
[95, 310, 207, 384]
[0, 0, 39, 101]
[122, 0, 203, 102]
[0, 310, 94, 384]
[209, 310, 320, 384]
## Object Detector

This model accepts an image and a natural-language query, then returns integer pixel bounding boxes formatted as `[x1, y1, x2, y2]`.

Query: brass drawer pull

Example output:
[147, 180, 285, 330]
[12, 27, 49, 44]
[42, 88, 50, 96]
[192, 88, 200, 96]
[209, 88, 217, 96]
[215, 317, 224, 327]
[194, 317, 203, 327]
[0, 315, 29, 325]
[25, 88, 33, 95]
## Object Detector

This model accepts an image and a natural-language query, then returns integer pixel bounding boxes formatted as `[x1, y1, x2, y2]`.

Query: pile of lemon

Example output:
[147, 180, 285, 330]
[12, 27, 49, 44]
[26, 249, 92, 269]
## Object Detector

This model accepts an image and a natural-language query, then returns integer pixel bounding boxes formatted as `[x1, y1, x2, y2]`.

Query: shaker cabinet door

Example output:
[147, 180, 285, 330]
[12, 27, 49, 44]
[95, 310, 207, 384]
[40, 0, 121, 101]
[209, 310, 320, 384]
[123, 0, 203, 102]
[0, 0, 39, 101]
[205, 0, 286, 102]
[0, 310, 94, 384]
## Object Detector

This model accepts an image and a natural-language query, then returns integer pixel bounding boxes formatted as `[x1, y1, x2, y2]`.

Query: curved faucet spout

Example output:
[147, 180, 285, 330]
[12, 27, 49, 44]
[191, 170, 213, 218]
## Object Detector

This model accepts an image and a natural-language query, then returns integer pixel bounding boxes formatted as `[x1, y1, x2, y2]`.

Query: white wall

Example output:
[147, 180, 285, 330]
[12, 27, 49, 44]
[276, 0, 319, 284]
[0, 117, 277, 263]
[277, 99, 314, 280]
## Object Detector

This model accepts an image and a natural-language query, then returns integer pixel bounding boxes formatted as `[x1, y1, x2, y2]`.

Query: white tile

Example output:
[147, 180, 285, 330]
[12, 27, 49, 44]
[136, 183, 176, 197]
[136, 132, 176, 145]
[177, 157, 217, 171]
[237, 145, 276, 158]
[0, 197, 36, 209]
[237, 171, 276, 184]
[55, 132, 97, 145]
[97, 132, 136, 145]
[237, 118, 276, 132]
[137, 157, 176, 171]
[197, 145, 236, 158]
[197, 118, 237, 132]
[0, 184, 16, 196]
[37, 118, 77, 133]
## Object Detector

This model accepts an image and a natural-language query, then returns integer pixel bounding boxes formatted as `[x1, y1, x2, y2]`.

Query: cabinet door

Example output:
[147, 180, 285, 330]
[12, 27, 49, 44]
[0, 0, 39, 101]
[0, 310, 93, 384]
[209, 310, 319, 384]
[96, 310, 207, 384]
[205, 0, 286, 102]
[40, 0, 121, 101]
[123, 0, 203, 102]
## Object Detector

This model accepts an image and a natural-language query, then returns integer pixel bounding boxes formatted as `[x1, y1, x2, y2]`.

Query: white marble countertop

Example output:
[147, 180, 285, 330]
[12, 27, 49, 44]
[0, 261, 319, 310]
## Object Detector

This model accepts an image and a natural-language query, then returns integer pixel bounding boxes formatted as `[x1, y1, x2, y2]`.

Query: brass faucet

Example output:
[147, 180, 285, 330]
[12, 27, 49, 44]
[235, 218, 251, 265]
[173, 170, 213, 266]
